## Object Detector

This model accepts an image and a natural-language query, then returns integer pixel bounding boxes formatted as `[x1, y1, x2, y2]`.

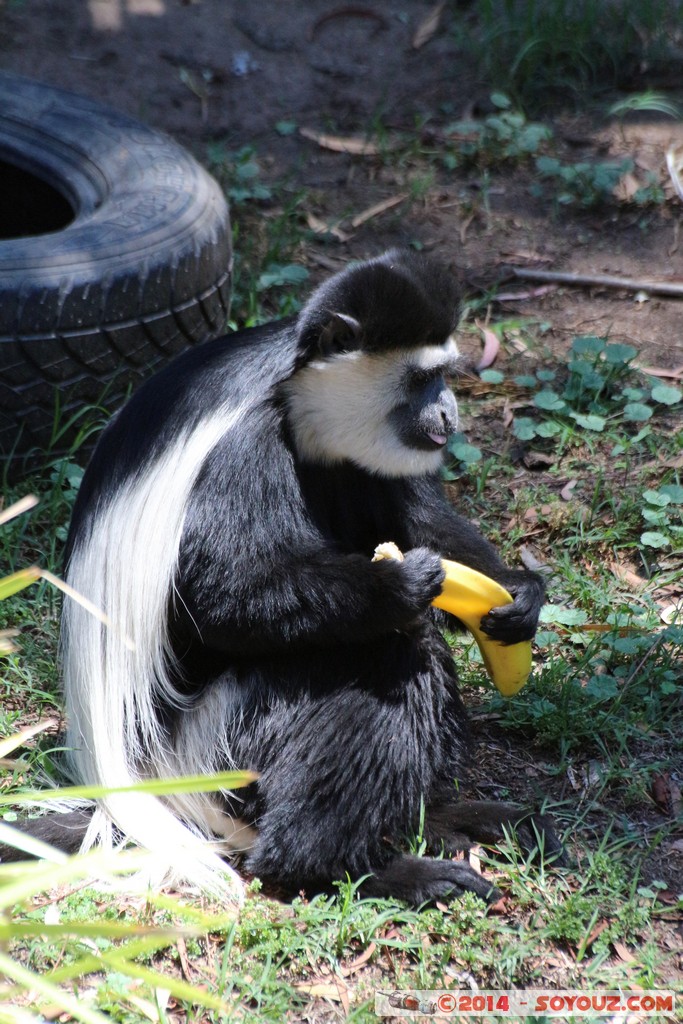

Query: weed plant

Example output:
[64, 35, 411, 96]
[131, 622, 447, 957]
[411, 90, 665, 215]
[444, 93, 552, 170]
[446, 329, 681, 935]
[533, 155, 635, 208]
[206, 143, 308, 328]
[451, 334, 682, 501]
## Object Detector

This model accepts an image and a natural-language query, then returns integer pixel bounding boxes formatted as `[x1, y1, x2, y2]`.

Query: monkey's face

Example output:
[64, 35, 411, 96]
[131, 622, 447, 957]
[283, 338, 460, 478]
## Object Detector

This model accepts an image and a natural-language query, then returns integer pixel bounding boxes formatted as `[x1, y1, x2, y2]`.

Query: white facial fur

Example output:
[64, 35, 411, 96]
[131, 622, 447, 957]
[284, 338, 459, 477]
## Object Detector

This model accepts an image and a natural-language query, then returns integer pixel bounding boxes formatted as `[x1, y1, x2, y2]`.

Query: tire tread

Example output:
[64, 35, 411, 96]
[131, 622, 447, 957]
[0, 72, 232, 461]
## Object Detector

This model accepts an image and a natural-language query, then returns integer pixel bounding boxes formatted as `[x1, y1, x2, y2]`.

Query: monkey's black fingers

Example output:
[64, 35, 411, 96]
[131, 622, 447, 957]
[361, 854, 500, 906]
[481, 572, 545, 643]
[401, 548, 446, 606]
[480, 606, 536, 643]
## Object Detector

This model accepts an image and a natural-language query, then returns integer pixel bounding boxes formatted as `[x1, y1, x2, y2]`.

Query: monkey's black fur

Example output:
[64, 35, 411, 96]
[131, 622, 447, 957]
[13, 250, 561, 903]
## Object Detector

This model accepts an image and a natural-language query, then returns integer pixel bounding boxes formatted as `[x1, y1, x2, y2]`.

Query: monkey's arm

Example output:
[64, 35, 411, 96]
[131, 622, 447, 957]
[402, 475, 545, 643]
[174, 534, 444, 655]
[172, 424, 451, 654]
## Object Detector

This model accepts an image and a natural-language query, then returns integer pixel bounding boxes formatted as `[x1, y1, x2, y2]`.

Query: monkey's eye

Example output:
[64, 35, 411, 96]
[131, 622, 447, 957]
[406, 368, 443, 390]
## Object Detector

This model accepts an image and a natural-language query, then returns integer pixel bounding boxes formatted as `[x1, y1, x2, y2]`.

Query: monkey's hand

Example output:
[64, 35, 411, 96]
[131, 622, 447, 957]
[480, 570, 545, 644]
[392, 547, 445, 622]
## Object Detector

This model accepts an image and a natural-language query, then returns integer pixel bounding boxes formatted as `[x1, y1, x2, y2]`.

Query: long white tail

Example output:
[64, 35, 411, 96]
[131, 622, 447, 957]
[62, 404, 252, 896]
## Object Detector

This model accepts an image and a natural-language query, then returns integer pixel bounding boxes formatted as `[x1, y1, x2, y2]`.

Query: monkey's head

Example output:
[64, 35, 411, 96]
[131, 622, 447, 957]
[283, 250, 462, 478]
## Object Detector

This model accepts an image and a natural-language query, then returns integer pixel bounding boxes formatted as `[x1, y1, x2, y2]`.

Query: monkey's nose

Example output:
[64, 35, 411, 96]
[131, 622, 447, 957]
[441, 407, 458, 435]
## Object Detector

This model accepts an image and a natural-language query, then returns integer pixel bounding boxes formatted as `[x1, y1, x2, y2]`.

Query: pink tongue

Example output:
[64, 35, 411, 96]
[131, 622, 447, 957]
[429, 433, 447, 445]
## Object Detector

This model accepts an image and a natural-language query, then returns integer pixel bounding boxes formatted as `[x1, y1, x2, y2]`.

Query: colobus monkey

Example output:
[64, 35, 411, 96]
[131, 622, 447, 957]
[55, 250, 557, 903]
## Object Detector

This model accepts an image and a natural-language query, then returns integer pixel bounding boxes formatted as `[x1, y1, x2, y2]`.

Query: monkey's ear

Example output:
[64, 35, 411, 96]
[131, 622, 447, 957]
[318, 312, 362, 356]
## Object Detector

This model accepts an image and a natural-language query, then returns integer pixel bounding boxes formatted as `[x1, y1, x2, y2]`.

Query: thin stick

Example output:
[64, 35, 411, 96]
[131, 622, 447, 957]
[350, 193, 407, 229]
[510, 266, 683, 298]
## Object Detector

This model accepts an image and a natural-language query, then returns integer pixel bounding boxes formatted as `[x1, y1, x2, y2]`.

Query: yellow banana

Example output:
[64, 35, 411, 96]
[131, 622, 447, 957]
[372, 543, 532, 697]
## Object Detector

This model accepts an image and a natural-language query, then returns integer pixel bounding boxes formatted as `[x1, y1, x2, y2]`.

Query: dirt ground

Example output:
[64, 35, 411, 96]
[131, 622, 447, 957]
[2, 0, 683, 374]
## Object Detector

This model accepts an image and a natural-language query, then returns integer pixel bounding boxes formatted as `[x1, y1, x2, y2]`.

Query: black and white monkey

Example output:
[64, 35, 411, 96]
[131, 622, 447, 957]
[50, 249, 559, 903]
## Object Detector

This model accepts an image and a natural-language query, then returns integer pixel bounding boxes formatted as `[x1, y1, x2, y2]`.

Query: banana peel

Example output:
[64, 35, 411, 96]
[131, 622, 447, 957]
[372, 542, 532, 696]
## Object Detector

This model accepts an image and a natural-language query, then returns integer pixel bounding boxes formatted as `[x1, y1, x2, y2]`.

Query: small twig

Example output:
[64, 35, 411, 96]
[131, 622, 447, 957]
[510, 266, 683, 299]
[350, 193, 407, 228]
[176, 936, 195, 983]
[625, 635, 665, 683]
[495, 284, 558, 302]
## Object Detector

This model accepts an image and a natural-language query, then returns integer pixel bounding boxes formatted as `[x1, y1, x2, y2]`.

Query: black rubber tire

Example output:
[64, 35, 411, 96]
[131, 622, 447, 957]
[0, 72, 232, 463]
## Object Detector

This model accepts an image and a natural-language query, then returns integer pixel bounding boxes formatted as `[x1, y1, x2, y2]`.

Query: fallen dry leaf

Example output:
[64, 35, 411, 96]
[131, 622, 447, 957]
[305, 212, 351, 242]
[635, 362, 683, 380]
[459, 209, 476, 245]
[652, 772, 683, 818]
[523, 505, 553, 522]
[613, 170, 644, 203]
[340, 941, 377, 976]
[652, 886, 681, 905]
[500, 248, 550, 265]
[666, 143, 683, 201]
[412, 1, 446, 49]
[660, 599, 683, 625]
[612, 940, 636, 963]
[475, 320, 500, 370]
[0, 627, 21, 656]
[560, 478, 578, 501]
[507, 332, 530, 353]
[585, 918, 610, 948]
[468, 845, 482, 874]
[350, 193, 407, 228]
[176, 935, 195, 983]
[0, 718, 59, 759]
[610, 561, 646, 589]
[300, 126, 382, 155]
[522, 450, 556, 469]
[295, 978, 348, 1004]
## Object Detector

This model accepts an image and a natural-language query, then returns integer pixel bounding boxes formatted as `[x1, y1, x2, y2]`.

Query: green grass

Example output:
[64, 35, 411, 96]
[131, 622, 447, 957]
[4, 845, 676, 1020]
[205, 143, 310, 328]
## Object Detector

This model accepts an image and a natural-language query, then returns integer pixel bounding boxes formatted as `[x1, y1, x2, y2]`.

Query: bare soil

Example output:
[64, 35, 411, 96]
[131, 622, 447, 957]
[1, 0, 683, 372]
[1, 0, 681, 1000]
